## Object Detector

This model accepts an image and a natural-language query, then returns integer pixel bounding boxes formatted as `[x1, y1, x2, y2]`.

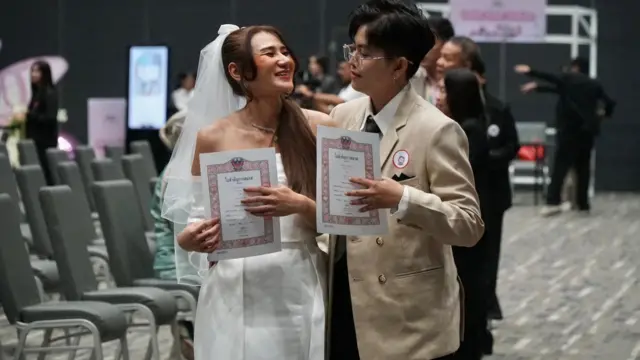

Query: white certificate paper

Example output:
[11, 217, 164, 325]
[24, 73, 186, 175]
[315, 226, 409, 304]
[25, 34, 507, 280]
[316, 125, 389, 235]
[199, 148, 281, 261]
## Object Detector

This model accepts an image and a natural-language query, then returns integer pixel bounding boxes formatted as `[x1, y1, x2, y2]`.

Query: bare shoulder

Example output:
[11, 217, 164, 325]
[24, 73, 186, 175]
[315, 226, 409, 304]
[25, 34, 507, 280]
[302, 109, 338, 135]
[195, 117, 233, 153]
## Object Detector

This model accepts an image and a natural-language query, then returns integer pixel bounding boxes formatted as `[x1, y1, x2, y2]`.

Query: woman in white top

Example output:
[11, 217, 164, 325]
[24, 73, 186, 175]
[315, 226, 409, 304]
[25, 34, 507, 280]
[162, 24, 335, 360]
[171, 71, 196, 111]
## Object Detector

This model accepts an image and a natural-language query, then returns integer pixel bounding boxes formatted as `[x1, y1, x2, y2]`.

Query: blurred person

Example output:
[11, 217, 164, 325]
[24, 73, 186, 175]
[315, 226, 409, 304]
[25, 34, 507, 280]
[308, 55, 339, 93]
[161, 24, 334, 360]
[411, 16, 455, 104]
[437, 68, 491, 360]
[297, 60, 365, 113]
[172, 71, 196, 111]
[329, 1, 484, 359]
[471, 57, 520, 327]
[150, 109, 194, 359]
[516, 57, 616, 216]
[436, 36, 482, 80]
[25, 60, 59, 185]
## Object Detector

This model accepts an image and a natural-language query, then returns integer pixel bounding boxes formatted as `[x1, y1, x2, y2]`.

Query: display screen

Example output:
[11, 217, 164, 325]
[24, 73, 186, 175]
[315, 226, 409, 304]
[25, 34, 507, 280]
[127, 46, 169, 129]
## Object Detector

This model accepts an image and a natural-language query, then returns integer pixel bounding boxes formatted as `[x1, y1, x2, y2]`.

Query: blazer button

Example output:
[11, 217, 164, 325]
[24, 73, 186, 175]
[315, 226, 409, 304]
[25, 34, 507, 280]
[378, 274, 387, 284]
[376, 237, 384, 246]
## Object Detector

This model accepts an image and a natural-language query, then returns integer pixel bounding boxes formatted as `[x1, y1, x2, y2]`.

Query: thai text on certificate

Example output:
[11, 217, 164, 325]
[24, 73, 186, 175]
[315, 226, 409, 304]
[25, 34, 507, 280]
[199, 148, 281, 261]
[316, 125, 388, 235]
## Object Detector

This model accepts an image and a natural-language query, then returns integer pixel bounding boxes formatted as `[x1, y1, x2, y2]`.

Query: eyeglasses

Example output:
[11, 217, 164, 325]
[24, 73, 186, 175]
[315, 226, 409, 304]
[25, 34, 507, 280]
[343, 44, 414, 68]
[343, 44, 390, 67]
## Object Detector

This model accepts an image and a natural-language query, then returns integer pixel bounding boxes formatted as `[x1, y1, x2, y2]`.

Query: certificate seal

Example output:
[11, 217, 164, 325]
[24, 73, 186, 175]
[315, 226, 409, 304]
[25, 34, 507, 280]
[487, 124, 500, 137]
[392, 150, 409, 169]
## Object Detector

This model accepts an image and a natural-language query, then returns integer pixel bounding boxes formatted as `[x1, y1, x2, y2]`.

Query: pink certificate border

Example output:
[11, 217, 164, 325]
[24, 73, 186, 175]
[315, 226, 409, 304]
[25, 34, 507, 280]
[206, 157, 274, 250]
[321, 136, 381, 226]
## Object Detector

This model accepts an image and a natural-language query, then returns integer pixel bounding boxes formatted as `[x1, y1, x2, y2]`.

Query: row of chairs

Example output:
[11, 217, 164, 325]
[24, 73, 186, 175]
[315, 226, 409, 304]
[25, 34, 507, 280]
[0, 142, 197, 359]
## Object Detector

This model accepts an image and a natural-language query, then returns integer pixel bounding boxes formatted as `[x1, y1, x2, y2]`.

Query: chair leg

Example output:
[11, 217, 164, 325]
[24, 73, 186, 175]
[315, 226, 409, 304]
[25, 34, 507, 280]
[36, 329, 53, 360]
[119, 334, 131, 360]
[14, 327, 29, 360]
[169, 321, 182, 360]
[66, 329, 82, 360]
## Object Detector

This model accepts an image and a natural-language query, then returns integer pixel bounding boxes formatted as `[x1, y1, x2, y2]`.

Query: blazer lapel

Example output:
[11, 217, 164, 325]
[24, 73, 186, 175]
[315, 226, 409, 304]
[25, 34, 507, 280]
[380, 89, 419, 168]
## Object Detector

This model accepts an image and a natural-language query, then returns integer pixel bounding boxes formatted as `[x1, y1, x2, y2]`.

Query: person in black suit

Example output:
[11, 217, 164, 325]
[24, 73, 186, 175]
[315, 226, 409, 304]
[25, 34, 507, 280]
[25, 60, 59, 185]
[471, 58, 521, 325]
[437, 68, 491, 360]
[516, 57, 616, 215]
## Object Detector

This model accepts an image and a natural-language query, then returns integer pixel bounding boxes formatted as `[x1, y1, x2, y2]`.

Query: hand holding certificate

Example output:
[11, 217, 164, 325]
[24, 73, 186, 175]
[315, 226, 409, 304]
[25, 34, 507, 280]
[316, 125, 389, 235]
[199, 148, 281, 261]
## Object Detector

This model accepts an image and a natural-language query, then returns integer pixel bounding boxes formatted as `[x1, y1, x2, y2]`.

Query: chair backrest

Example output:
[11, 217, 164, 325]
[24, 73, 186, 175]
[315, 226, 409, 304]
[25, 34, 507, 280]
[122, 154, 154, 231]
[104, 145, 124, 163]
[92, 180, 154, 286]
[40, 186, 99, 300]
[17, 140, 40, 166]
[55, 161, 98, 240]
[91, 158, 125, 181]
[0, 193, 43, 323]
[73, 146, 96, 211]
[130, 140, 157, 179]
[0, 154, 21, 205]
[0, 142, 7, 157]
[14, 165, 53, 257]
[45, 148, 70, 184]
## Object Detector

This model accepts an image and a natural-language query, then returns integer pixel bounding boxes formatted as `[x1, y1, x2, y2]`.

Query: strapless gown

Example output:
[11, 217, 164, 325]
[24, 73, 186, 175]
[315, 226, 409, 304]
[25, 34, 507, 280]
[193, 154, 326, 360]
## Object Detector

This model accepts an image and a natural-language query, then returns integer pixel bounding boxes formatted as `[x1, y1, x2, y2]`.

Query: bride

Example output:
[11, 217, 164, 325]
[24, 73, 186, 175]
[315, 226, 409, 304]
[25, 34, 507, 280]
[161, 24, 334, 360]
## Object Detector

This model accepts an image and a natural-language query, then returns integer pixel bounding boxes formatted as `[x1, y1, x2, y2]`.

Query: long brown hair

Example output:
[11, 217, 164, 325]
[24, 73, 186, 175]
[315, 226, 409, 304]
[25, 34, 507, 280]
[221, 26, 317, 198]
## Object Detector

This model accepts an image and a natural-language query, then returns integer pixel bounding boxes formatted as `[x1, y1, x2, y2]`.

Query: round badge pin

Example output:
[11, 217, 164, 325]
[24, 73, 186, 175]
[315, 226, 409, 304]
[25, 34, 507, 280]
[487, 124, 500, 137]
[393, 150, 409, 169]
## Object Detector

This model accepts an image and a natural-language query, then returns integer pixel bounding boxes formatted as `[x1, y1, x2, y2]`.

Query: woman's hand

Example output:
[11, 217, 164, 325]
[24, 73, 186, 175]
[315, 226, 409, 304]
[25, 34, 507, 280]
[177, 218, 221, 253]
[241, 185, 310, 218]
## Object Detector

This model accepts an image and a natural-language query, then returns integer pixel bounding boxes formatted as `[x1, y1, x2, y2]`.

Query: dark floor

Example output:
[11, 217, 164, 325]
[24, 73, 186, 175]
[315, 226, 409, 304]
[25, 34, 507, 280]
[2, 193, 639, 359]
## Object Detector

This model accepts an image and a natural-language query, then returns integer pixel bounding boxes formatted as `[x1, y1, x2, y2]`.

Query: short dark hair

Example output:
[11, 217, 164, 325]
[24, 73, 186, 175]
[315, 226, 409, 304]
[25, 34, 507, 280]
[313, 55, 330, 74]
[427, 16, 455, 42]
[570, 57, 589, 74]
[348, 0, 434, 80]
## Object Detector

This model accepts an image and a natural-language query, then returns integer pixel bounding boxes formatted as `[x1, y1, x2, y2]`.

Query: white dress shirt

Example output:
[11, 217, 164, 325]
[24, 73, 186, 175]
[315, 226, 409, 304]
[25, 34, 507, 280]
[171, 88, 193, 111]
[361, 85, 411, 218]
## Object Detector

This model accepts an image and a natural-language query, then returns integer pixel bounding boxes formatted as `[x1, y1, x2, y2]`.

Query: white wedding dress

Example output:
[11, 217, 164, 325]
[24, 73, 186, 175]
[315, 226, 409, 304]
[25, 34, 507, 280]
[193, 153, 327, 360]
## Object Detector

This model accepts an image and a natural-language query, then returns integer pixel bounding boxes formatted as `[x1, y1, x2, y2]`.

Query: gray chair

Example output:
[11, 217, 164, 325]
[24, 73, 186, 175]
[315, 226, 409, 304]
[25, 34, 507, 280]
[17, 140, 40, 166]
[122, 154, 154, 232]
[92, 180, 198, 322]
[74, 145, 97, 211]
[130, 140, 157, 179]
[45, 148, 70, 184]
[57, 161, 100, 222]
[104, 145, 125, 163]
[91, 158, 125, 181]
[15, 165, 109, 264]
[40, 185, 180, 360]
[0, 141, 7, 157]
[0, 193, 131, 360]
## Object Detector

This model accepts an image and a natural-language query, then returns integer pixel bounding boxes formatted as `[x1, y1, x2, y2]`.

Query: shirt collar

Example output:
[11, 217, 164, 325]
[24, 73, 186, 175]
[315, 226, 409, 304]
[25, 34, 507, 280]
[364, 84, 410, 136]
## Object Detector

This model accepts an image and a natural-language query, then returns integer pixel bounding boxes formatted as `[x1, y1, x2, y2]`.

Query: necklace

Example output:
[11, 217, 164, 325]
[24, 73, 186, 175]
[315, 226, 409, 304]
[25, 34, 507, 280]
[250, 123, 278, 145]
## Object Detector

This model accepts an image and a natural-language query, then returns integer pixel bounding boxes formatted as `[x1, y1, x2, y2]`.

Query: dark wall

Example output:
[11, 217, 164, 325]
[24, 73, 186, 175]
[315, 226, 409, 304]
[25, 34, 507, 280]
[1, 0, 638, 191]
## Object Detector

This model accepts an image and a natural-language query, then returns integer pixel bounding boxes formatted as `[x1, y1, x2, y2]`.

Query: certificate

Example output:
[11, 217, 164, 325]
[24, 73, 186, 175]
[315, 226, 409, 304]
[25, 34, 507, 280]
[199, 148, 281, 261]
[316, 125, 389, 235]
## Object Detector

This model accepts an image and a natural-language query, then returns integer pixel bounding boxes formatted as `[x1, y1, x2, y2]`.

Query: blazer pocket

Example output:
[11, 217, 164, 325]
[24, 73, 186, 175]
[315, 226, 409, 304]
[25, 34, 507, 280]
[395, 265, 444, 279]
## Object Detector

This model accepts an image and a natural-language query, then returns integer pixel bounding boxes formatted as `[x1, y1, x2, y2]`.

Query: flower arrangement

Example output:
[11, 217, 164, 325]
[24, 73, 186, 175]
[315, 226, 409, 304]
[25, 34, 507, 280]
[8, 105, 27, 139]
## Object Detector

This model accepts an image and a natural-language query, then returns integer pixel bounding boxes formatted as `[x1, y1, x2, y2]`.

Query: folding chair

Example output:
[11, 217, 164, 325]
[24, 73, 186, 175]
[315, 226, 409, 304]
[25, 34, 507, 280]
[92, 180, 198, 324]
[40, 185, 180, 360]
[122, 154, 154, 232]
[45, 148, 70, 184]
[57, 160, 100, 223]
[130, 140, 157, 179]
[104, 145, 124, 163]
[0, 193, 131, 360]
[91, 158, 125, 181]
[74, 145, 97, 211]
[17, 140, 39, 166]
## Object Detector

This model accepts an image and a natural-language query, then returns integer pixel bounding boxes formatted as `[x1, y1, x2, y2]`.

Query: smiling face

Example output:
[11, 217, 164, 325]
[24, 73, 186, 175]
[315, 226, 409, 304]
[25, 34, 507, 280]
[227, 31, 295, 98]
[436, 41, 465, 79]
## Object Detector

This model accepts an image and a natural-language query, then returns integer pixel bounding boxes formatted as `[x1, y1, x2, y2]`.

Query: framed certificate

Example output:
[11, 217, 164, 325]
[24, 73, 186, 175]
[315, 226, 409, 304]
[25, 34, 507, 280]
[200, 148, 281, 261]
[316, 125, 389, 235]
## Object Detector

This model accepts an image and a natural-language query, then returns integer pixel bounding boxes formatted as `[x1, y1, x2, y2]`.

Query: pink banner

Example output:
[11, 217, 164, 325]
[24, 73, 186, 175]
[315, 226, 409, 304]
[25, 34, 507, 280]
[449, 0, 547, 43]
[87, 98, 127, 158]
